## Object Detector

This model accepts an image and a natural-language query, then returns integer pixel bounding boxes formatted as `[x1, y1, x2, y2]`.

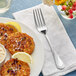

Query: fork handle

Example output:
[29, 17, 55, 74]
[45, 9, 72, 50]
[45, 34, 65, 69]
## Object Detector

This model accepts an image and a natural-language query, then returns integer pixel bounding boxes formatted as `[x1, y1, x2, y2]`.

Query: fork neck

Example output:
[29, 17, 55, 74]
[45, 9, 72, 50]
[41, 30, 46, 34]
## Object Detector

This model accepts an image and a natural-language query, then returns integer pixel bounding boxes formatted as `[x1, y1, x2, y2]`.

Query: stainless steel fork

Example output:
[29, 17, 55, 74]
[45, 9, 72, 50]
[33, 8, 65, 69]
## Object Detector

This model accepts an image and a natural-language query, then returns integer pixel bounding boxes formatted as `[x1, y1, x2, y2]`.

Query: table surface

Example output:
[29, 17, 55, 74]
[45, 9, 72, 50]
[0, 0, 76, 76]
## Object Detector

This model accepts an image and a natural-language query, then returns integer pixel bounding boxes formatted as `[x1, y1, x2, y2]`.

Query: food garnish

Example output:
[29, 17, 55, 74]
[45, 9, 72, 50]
[12, 52, 32, 64]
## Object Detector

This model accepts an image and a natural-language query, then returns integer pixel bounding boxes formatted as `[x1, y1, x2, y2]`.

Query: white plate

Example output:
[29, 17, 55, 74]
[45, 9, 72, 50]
[0, 17, 44, 76]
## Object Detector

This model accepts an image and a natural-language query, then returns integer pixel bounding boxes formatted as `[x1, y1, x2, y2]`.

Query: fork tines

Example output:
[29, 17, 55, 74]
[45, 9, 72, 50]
[33, 8, 46, 27]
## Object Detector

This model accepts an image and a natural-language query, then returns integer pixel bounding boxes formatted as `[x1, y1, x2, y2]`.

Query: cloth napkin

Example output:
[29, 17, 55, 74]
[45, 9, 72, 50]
[13, 4, 76, 76]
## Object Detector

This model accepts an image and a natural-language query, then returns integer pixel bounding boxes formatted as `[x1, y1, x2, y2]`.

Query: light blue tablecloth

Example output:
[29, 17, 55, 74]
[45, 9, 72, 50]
[0, 0, 76, 76]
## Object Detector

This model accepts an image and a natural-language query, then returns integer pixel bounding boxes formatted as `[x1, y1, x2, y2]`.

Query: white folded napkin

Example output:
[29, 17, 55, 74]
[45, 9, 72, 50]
[13, 4, 76, 76]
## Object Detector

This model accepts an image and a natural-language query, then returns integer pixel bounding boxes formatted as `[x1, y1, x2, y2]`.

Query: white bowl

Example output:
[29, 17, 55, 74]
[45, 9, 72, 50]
[0, 44, 6, 67]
